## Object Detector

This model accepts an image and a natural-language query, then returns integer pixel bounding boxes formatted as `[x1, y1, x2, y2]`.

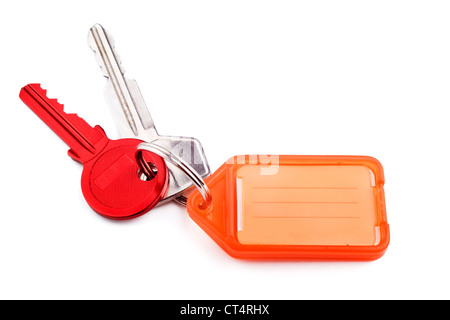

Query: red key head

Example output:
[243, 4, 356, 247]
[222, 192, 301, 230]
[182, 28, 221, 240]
[20, 84, 169, 220]
[81, 138, 169, 219]
[81, 139, 168, 219]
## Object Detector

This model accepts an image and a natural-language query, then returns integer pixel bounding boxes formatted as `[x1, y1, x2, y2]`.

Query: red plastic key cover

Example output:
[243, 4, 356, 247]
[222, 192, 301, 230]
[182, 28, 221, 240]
[81, 140, 168, 219]
[19, 84, 169, 220]
[187, 155, 389, 260]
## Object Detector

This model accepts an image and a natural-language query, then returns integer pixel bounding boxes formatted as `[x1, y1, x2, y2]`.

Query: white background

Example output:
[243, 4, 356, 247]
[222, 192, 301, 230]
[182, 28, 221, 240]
[1, 1, 449, 300]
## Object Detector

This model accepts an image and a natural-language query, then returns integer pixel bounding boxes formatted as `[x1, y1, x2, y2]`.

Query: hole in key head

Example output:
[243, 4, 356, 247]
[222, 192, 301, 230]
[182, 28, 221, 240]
[136, 150, 159, 181]
[138, 161, 158, 181]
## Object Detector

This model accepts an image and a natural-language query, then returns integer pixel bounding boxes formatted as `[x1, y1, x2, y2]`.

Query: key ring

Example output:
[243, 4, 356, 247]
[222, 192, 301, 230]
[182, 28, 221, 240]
[136, 142, 212, 209]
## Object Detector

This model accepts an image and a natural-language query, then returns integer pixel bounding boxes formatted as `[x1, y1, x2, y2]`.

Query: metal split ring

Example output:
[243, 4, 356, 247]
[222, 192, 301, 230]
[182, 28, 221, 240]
[136, 142, 212, 209]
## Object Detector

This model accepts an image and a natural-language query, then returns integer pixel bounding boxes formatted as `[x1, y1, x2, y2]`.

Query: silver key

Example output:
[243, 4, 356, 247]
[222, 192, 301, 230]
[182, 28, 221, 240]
[88, 24, 210, 205]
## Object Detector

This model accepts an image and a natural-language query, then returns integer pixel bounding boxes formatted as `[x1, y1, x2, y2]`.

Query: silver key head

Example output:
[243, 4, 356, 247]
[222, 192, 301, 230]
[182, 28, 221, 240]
[151, 136, 210, 205]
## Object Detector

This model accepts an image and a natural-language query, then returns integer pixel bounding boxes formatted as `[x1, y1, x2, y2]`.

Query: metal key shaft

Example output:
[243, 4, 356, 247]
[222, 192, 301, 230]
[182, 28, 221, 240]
[88, 24, 210, 205]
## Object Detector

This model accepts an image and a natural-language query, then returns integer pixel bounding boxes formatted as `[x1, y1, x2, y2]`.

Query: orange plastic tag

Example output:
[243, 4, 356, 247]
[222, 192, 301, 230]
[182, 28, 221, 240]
[187, 155, 389, 260]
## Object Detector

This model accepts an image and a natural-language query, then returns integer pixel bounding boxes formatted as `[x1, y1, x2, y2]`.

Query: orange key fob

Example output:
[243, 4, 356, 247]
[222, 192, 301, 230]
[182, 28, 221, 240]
[187, 155, 389, 260]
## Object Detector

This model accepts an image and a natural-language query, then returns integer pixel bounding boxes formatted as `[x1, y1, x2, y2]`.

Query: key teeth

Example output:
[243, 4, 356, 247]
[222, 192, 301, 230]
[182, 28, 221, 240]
[103, 28, 125, 74]
[49, 98, 63, 108]
[26, 83, 46, 94]
[23, 84, 65, 110]
[26, 83, 52, 100]
[23, 83, 90, 124]
[34, 85, 66, 111]
[104, 29, 115, 48]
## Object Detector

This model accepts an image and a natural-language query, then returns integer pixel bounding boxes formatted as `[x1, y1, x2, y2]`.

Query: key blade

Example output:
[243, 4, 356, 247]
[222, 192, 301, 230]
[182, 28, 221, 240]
[103, 79, 157, 138]
[19, 84, 108, 163]
[88, 23, 125, 78]
[125, 78, 157, 132]
[88, 24, 157, 139]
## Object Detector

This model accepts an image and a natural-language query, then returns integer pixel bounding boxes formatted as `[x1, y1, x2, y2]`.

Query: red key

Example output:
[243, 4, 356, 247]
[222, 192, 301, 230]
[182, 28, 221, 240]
[20, 83, 169, 219]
